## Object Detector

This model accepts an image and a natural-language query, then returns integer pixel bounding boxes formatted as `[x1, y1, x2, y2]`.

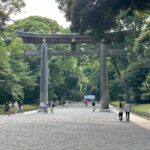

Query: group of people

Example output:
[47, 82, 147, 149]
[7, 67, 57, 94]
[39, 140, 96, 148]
[117, 101, 131, 122]
[83, 99, 96, 112]
[5, 101, 23, 116]
[83, 99, 131, 121]
[40, 101, 55, 114]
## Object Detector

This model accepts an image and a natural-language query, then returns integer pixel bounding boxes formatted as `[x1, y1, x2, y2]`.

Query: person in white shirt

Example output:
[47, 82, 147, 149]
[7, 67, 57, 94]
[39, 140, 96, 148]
[124, 101, 131, 121]
[14, 101, 19, 114]
[117, 102, 124, 121]
[40, 102, 48, 113]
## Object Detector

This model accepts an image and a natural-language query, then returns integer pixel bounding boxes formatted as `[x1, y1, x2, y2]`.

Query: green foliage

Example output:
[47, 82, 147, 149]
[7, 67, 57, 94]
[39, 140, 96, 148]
[56, 0, 150, 35]
[0, 0, 25, 30]
[6, 16, 64, 34]
[0, 16, 67, 104]
[109, 80, 124, 101]
[106, 15, 150, 103]
[140, 73, 150, 102]
[0, 105, 5, 115]
[0, 38, 9, 69]
[80, 56, 100, 100]
[49, 57, 85, 101]
[134, 31, 150, 59]
[121, 59, 150, 103]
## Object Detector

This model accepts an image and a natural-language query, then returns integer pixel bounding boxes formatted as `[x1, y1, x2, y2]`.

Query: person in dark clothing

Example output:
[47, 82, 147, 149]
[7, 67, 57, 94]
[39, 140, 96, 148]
[50, 103, 55, 113]
[92, 101, 96, 112]
[4, 102, 9, 115]
[117, 102, 124, 121]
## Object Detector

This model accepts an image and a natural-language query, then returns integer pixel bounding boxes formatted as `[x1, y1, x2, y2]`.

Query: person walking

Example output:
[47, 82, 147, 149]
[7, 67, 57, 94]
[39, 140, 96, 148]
[124, 101, 131, 121]
[18, 102, 24, 113]
[4, 102, 9, 115]
[50, 103, 55, 113]
[83, 99, 88, 107]
[65, 100, 68, 107]
[40, 102, 48, 113]
[91, 100, 96, 112]
[8, 101, 13, 116]
[14, 101, 19, 114]
[117, 102, 124, 121]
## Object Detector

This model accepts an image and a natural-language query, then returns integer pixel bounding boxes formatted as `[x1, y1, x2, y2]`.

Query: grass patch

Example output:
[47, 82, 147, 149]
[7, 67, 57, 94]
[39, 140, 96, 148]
[23, 104, 39, 112]
[132, 104, 150, 113]
[0, 105, 5, 115]
[111, 101, 150, 119]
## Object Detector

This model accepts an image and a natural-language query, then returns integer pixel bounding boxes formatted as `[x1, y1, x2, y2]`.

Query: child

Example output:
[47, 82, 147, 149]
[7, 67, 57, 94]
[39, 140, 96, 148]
[117, 102, 124, 121]
[50, 103, 55, 113]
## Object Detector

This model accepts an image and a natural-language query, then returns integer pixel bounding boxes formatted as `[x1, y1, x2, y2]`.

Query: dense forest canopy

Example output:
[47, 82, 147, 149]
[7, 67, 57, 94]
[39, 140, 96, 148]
[0, 0, 149, 104]
[56, 0, 150, 35]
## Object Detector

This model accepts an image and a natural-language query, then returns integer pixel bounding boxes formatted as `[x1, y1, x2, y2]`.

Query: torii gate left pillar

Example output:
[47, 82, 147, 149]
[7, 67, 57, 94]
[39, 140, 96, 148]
[100, 41, 109, 109]
[40, 42, 49, 103]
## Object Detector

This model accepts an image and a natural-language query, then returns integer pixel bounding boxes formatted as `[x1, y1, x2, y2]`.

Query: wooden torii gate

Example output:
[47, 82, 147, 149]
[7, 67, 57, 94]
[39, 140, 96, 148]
[17, 31, 126, 109]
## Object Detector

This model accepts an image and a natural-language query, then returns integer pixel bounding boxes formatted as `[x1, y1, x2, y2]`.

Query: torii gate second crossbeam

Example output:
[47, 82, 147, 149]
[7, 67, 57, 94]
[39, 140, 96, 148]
[17, 31, 124, 109]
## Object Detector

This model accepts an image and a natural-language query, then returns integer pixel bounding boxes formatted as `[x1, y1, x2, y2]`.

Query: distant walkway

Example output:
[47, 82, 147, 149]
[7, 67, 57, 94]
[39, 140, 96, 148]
[0, 103, 150, 150]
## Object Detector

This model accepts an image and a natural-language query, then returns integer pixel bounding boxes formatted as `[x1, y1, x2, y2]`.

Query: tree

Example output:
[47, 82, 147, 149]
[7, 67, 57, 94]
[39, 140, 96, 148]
[5, 16, 64, 33]
[140, 73, 150, 103]
[0, 16, 67, 104]
[0, 0, 25, 30]
[0, 38, 11, 103]
[56, 0, 150, 35]
[132, 24, 150, 102]
[53, 57, 84, 101]
[133, 31, 150, 59]
[121, 59, 150, 103]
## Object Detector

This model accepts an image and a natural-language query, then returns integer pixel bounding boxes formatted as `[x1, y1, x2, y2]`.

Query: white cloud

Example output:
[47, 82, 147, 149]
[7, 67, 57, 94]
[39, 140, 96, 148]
[11, 0, 70, 28]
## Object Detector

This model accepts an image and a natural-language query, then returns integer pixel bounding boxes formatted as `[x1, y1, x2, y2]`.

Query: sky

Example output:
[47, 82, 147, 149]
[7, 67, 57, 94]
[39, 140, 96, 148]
[11, 0, 70, 28]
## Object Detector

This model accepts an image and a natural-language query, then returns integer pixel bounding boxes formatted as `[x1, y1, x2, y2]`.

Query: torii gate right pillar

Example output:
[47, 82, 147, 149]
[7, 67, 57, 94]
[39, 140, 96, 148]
[100, 41, 109, 109]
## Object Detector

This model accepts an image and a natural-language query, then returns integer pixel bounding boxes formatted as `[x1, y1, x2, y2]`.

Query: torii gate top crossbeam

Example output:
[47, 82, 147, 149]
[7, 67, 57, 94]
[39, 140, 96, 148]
[16, 31, 98, 44]
[16, 29, 132, 44]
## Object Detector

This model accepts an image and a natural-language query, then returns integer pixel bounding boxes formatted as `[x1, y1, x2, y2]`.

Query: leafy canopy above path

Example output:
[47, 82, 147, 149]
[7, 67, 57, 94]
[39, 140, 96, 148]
[56, 0, 150, 36]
